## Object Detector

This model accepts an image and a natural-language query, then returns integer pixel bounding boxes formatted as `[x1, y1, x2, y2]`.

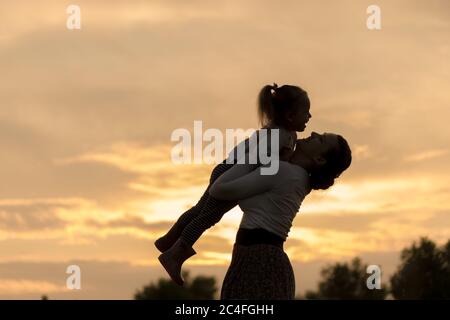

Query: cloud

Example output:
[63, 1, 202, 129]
[85, 215, 173, 233]
[0, 198, 87, 237]
[1, 0, 450, 298]
[1, 0, 449, 192]
[0, 0, 247, 44]
[296, 212, 388, 232]
[195, 234, 233, 254]
[0, 259, 229, 299]
[0, 279, 64, 296]
[352, 144, 372, 160]
[0, 250, 402, 299]
[423, 210, 450, 230]
[56, 142, 216, 199]
[0, 203, 67, 231]
[404, 149, 448, 162]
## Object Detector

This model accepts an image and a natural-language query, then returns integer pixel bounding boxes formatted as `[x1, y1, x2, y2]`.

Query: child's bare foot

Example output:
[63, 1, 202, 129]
[158, 239, 196, 286]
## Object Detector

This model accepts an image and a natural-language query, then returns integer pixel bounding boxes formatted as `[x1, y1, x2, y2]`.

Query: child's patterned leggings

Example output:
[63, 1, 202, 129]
[173, 161, 238, 247]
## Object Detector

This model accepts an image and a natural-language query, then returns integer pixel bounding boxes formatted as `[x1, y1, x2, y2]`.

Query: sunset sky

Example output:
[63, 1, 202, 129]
[1, 0, 450, 299]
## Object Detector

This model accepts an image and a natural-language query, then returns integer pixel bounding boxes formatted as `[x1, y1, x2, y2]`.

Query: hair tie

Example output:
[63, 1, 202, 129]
[271, 83, 278, 96]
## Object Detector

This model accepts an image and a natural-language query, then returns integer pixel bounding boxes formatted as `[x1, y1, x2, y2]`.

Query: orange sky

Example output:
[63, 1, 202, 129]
[1, 0, 450, 299]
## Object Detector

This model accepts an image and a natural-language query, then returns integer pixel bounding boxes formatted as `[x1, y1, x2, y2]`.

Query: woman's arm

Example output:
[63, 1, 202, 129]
[209, 162, 282, 201]
[225, 128, 294, 165]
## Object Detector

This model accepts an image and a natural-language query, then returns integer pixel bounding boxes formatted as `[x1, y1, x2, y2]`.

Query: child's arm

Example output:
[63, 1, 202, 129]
[209, 162, 282, 201]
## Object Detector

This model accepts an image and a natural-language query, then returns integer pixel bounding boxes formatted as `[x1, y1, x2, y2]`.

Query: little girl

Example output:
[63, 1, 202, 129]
[155, 83, 312, 285]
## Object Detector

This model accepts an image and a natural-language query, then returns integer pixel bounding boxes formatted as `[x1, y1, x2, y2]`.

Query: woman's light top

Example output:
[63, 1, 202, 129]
[237, 161, 310, 240]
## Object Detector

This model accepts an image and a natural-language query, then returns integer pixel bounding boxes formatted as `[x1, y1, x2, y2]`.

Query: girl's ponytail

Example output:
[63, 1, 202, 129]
[257, 83, 278, 127]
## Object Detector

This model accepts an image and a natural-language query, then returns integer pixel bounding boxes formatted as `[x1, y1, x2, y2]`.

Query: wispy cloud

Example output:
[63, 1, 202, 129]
[404, 149, 448, 162]
[56, 143, 214, 197]
[352, 144, 372, 160]
[0, 279, 64, 295]
[1, 0, 450, 298]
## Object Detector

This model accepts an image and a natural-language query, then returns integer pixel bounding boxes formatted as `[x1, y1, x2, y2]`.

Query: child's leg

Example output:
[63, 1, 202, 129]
[155, 162, 234, 251]
[158, 161, 251, 285]
[178, 195, 237, 247]
[178, 161, 238, 247]
[167, 162, 233, 229]
[167, 186, 210, 232]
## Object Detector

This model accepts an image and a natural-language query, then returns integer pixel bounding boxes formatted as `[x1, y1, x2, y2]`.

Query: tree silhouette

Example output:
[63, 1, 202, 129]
[390, 237, 450, 299]
[134, 270, 218, 300]
[305, 257, 387, 299]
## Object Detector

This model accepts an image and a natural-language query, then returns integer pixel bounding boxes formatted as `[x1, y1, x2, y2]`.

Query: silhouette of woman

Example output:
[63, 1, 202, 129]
[211, 132, 352, 299]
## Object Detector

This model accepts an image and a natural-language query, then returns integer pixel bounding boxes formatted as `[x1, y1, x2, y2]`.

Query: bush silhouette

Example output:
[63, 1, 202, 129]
[134, 270, 217, 300]
[305, 257, 387, 299]
[390, 237, 450, 299]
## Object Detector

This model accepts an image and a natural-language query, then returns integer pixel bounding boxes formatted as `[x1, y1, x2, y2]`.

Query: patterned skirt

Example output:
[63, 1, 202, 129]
[220, 243, 296, 300]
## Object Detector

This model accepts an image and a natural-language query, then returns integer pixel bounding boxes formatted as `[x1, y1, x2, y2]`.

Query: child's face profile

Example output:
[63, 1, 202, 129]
[288, 99, 311, 132]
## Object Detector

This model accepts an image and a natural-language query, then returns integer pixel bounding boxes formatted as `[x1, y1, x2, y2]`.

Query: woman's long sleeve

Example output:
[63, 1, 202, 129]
[209, 162, 282, 201]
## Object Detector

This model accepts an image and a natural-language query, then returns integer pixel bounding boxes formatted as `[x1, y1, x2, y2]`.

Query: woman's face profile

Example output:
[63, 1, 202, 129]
[291, 132, 339, 166]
